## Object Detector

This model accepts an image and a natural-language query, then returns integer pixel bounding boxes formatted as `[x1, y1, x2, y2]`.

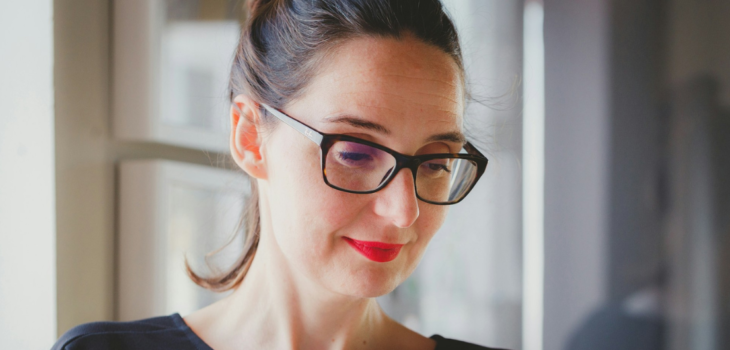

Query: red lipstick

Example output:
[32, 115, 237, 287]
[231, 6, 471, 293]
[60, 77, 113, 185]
[343, 237, 404, 263]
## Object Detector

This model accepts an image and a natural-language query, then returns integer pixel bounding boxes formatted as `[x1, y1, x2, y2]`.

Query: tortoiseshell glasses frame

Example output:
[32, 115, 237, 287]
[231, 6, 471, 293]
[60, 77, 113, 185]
[260, 104, 489, 205]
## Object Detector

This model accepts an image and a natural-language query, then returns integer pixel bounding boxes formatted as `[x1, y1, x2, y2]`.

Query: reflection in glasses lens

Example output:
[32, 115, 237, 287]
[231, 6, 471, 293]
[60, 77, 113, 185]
[416, 158, 478, 203]
[323, 140, 479, 204]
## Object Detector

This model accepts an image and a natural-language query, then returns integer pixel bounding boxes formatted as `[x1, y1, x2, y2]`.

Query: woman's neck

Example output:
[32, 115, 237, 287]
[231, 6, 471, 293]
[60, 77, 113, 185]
[236, 239, 391, 349]
[185, 230, 396, 350]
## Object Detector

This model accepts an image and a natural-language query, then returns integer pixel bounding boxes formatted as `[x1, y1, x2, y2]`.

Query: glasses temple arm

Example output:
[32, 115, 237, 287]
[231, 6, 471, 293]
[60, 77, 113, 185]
[464, 141, 488, 160]
[261, 104, 324, 145]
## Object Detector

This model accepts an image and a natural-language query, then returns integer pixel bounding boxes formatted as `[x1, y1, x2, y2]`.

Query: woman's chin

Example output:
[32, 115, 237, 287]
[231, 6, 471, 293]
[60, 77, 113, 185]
[336, 266, 405, 298]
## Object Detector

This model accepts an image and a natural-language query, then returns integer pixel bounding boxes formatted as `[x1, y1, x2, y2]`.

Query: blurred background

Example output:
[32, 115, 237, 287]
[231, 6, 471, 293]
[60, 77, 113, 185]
[1, 0, 729, 349]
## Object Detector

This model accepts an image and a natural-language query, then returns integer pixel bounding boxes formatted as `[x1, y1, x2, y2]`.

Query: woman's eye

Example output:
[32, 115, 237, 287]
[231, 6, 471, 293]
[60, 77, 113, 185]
[421, 161, 451, 175]
[337, 151, 373, 164]
[430, 163, 451, 172]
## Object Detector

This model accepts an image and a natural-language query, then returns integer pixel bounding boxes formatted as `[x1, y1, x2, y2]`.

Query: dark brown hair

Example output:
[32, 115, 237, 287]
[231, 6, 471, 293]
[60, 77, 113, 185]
[187, 0, 464, 292]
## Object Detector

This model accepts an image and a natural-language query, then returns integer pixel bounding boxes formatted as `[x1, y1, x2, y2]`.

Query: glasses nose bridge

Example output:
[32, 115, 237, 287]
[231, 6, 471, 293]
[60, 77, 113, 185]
[392, 154, 420, 182]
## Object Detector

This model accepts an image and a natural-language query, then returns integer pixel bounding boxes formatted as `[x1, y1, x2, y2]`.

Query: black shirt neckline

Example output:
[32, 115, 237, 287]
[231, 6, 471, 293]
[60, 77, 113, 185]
[171, 312, 447, 350]
[171, 313, 215, 350]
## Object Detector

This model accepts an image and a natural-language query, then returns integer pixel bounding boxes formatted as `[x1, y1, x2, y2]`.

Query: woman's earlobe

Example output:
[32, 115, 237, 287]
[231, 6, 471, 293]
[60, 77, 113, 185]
[230, 96, 268, 180]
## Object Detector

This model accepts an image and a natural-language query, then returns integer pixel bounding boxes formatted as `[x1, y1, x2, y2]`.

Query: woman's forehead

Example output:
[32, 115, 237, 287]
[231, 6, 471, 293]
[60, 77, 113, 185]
[291, 35, 465, 145]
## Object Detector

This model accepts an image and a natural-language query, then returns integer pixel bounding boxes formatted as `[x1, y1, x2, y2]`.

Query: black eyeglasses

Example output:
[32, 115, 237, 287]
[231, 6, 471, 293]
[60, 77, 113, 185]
[260, 104, 489, 205]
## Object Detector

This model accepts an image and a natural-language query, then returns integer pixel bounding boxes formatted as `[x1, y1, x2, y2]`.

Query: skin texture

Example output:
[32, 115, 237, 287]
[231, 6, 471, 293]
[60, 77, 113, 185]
[184, 34, 465, 350]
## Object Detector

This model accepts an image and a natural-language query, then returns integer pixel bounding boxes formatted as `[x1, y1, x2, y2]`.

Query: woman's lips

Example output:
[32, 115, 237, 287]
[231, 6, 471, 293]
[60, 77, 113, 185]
[343, 237, 404, 263]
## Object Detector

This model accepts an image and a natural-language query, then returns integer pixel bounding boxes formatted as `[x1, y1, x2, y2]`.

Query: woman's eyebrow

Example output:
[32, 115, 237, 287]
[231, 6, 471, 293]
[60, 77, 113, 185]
[323, 115, 466, 145]
[426, 131, 466, 145]
[323, 115, 391, 135]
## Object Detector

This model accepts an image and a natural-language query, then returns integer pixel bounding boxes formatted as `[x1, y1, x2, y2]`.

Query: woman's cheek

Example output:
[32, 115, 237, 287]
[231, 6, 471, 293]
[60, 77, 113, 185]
[431, 203, 450, 229]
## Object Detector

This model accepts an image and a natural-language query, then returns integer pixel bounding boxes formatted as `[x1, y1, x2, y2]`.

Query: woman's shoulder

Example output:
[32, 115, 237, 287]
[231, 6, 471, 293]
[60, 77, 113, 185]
[51, 313, 209, 350]
[430, 334, 510, 350]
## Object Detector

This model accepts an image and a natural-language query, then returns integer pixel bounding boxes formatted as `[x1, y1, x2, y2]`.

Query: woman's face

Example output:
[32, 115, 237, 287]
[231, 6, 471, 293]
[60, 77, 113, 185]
[257, 35, 465, 298]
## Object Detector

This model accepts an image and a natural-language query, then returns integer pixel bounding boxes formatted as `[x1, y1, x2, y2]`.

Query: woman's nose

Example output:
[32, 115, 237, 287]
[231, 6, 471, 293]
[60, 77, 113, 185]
[372, 168, 420, 228]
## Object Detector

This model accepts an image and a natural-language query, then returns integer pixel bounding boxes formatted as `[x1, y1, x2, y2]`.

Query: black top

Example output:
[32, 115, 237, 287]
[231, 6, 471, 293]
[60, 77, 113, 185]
[51, 313, 503, 350]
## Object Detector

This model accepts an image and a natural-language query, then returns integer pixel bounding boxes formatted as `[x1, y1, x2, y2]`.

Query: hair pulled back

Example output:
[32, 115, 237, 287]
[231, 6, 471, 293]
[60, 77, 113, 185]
[187, 0, 464, 292]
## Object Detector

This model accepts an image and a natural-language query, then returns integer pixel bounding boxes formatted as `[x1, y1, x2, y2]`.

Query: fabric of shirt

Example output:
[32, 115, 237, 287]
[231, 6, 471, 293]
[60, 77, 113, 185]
[51, 313, 503, 350]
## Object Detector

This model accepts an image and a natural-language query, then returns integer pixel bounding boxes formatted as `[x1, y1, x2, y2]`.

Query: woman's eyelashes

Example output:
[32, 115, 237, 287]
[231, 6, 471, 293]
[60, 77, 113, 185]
[337, 151, 374, 166]
[419, 160, 452, 178]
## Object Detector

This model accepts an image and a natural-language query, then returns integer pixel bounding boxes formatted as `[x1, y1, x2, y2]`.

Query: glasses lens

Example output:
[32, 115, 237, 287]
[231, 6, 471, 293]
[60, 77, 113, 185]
[324, 140, 397, 192]
[416, 158, 478, 204]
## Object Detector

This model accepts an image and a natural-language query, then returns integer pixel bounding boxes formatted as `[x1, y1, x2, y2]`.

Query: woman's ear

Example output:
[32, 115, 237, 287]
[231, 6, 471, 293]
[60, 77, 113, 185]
[230, 94, 267, 179]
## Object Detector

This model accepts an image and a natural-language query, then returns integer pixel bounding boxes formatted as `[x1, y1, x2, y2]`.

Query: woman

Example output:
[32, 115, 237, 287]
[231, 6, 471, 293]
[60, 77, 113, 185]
[53, 0, 500, 349]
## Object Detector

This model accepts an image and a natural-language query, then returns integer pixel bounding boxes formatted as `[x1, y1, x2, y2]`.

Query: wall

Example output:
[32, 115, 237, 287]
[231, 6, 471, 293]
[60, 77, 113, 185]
[54, 0, 115, 335]
[0, 1, 57, 348]
[543, 0, 611, 349]
[608, 0, 667, 301]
